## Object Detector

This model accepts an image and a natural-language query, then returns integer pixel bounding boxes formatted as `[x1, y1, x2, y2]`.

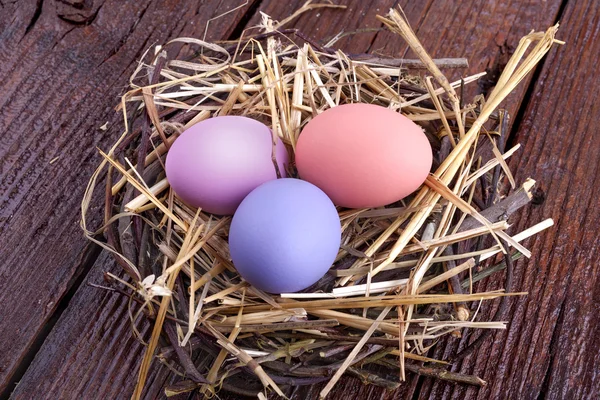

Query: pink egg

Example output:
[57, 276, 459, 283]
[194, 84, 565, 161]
[296, 104, 432, 208]
[165, 116, 288, 215]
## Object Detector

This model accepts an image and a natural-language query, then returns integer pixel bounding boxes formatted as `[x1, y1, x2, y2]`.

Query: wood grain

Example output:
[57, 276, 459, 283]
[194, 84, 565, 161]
[269, 1, 563, 397]
[373, 0, 564, 116]
[7, 252, 174, 399]
[4, 1, 597, 400]
[9, 1, 407, 398]
[415, 1, 600, 399]
[0, 0, 257, 394]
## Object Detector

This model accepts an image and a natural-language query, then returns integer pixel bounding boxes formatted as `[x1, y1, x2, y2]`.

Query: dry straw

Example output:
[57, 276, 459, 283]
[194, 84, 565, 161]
[81, 3, 561, 399]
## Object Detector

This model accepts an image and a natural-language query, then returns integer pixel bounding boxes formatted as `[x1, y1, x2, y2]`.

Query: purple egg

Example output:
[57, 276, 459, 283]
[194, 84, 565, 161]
[165, 116, 288, 215]
[229, 179, 341, 293]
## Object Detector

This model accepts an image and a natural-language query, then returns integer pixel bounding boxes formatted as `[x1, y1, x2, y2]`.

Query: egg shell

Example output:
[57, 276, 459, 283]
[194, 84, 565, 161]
[295, 103, 432, 208]
[229, 178, 341, 294]
[165, 116, 288, 215]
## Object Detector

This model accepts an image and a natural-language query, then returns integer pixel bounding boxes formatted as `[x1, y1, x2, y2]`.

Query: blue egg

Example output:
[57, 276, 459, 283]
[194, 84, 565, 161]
[229, 178, 341, 293]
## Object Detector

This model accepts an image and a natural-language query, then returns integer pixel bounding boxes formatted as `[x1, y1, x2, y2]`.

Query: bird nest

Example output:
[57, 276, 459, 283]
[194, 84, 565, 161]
[81, 6, 561, 399]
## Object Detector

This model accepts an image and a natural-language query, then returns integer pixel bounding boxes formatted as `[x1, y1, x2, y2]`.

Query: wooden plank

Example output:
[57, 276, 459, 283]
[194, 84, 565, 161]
[7, 1, 574, 399]
[278, 1, 566, 399]
[415, 1, 600, 399]
[9, 2, 410, 398]
[243, 0, 387, 52]
[370, 0, 565, 116]
[0, 0, 257, 394]
[8, 252, 175, 399]
[8, 1, 414, 399]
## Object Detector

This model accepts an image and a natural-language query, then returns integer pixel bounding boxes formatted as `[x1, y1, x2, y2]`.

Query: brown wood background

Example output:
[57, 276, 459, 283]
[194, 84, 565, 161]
[1, 0, 598, 399]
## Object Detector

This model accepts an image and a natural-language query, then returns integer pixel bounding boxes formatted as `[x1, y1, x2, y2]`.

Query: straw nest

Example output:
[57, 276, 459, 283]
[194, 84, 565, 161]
[81, 4, 562, 399]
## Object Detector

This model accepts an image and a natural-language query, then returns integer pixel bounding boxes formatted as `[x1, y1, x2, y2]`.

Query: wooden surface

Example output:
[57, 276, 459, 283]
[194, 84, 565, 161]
[1, 0, 598, 399]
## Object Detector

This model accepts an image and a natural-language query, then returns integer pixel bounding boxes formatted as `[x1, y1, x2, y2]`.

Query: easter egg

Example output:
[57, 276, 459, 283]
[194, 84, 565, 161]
[165, 116, 288, 215]
[229, 178, 341, 293]
[295, 103, 432, 208]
